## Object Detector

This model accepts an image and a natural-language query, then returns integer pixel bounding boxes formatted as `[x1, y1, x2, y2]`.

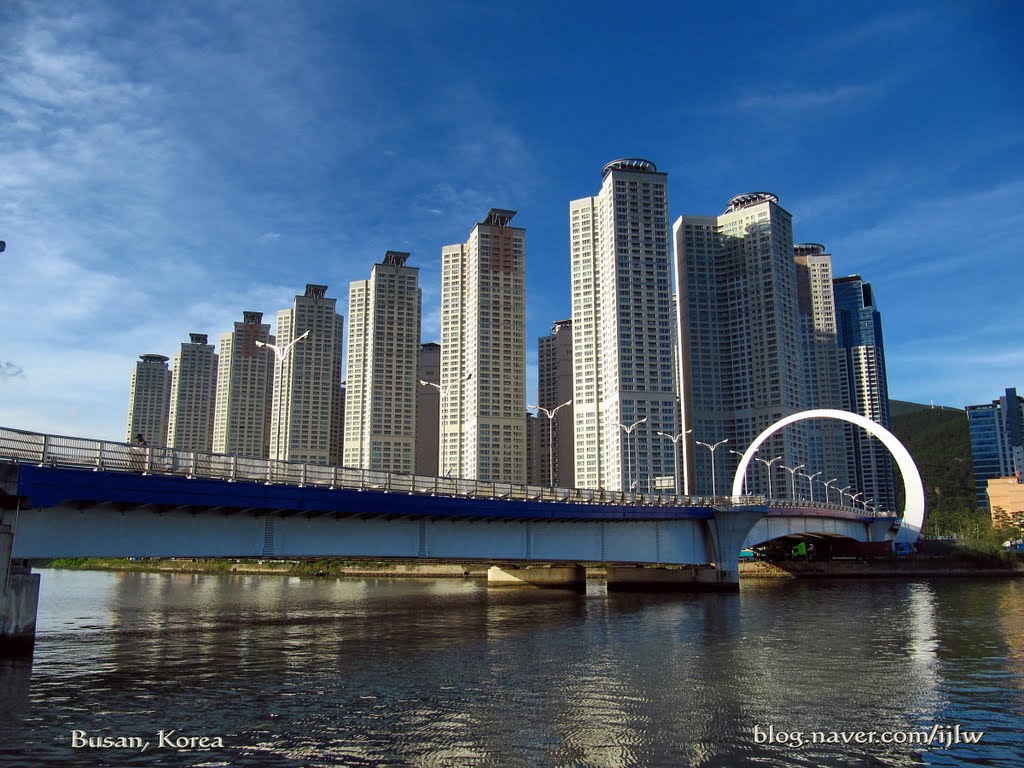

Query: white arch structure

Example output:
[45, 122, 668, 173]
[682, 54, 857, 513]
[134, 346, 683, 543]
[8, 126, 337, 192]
[730, 409, 924, 544]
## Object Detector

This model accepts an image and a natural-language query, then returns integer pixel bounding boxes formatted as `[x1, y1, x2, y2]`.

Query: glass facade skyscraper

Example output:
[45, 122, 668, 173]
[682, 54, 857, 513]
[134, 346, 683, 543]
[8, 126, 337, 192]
[833, 275, 895, 512]
[967, 387, 1024, 509]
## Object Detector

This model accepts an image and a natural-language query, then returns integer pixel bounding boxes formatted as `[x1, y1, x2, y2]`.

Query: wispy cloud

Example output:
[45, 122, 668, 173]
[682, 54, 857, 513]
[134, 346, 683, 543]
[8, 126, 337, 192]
[735, 82, 886, 112]
[0, 362, 25, 381]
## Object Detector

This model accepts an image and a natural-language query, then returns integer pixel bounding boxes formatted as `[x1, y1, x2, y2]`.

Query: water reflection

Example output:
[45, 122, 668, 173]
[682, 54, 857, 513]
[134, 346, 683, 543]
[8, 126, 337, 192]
[0, 572, 1021, 767]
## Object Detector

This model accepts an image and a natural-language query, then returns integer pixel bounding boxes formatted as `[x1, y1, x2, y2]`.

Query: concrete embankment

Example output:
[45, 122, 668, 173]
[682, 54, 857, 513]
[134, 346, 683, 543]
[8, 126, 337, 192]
[38, 558, 488, 578]
[739, 559, 1024, 579]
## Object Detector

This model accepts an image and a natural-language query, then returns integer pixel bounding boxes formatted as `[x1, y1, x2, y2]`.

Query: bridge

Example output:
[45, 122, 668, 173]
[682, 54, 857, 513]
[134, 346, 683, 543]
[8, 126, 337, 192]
[0, 412, 922, 650]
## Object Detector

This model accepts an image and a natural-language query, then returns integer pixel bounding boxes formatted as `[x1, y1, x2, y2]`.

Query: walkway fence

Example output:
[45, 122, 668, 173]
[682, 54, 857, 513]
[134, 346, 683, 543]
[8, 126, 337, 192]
[0, 426, 887, 516]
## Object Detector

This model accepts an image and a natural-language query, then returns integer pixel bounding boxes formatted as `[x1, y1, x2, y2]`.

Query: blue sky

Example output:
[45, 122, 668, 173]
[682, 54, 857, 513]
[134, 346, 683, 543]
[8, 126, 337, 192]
[1, 0, 1021, 441]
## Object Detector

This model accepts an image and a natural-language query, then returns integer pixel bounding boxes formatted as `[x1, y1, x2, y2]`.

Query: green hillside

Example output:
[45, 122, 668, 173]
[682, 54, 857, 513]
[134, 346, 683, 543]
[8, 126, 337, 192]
[888, 400, 984, 535]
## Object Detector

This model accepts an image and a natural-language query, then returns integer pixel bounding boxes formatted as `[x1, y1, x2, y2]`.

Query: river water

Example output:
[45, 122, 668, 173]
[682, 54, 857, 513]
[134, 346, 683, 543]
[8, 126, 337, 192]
[1, 570, 1022, 767]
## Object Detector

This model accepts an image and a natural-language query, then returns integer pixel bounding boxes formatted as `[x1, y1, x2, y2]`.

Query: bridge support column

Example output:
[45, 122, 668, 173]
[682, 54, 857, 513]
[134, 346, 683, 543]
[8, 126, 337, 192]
[487, 565, 586, 590]
[706, 508, 766, 590]
[606, 565, 726, 591]
[867, 519, 895, 544]
[0, 524, 40, 654]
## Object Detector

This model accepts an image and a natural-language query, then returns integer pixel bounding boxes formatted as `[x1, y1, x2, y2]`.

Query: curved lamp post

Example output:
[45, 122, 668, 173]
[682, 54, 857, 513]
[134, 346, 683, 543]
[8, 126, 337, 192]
[695, 438, 728, 496]
[780, 463, 805, 501]
[620, 417, 648, 492]
[529, 399, 572, 487]
[656, 429, 691, 496]
[256, 330, 310, 461]
[754, 454, 782, 500]
[801, 470, 823, 504]
[822, 477, 839, 505]
[421, 372, 472, 478]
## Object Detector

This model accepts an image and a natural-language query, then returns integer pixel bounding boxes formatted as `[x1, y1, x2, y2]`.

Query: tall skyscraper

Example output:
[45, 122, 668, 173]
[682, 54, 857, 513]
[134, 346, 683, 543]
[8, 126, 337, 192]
[525, 410, 544, 485]
[344, 251, 422, 472]
[571, 159, 677, 493]
[126, 353, 171, 447]
[834, 274, 896, 512]
[415, 342, 441, 476]
[794, 244, 850, 498]
[674, 193, 804, 497]
[967, 387, 1024, 509]
[440, 209, 526, 482]
[270, 284, 344, 465]
[167, 333, 218, 452]
[537, 319, 574, 487]
[213, 311, 274, 458]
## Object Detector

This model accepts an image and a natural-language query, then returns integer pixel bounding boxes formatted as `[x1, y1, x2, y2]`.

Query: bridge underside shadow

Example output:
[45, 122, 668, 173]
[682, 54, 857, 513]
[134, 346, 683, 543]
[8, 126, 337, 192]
[743, 509, 897, 549]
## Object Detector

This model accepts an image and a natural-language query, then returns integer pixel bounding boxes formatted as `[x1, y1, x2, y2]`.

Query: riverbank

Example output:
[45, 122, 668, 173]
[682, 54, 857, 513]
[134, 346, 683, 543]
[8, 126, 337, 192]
[36, 556, 1024, 580]
[37, 558, 488, 578]
[739, 558, 1024, 579]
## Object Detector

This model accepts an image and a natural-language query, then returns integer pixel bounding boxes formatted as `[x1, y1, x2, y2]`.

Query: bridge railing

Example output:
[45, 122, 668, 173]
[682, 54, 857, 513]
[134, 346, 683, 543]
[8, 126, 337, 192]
[0, 425, 883, 513]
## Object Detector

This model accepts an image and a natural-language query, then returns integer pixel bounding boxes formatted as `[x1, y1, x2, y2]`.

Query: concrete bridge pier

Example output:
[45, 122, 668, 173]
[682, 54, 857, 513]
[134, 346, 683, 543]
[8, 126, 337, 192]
[708, 507, 766, 588]
[487, 564, 587, 590]
[605, 564, 725, 591]
[867, 518, 896, 544]
[0, 524, 40, 654]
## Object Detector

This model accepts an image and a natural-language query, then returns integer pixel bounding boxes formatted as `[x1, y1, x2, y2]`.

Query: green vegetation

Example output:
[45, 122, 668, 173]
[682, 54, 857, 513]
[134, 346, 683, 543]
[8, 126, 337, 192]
[889, 399, 985, 538]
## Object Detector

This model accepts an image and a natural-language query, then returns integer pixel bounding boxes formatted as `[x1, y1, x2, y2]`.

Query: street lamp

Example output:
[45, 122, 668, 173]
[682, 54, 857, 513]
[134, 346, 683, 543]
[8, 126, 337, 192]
[420, 372, 472, 478]
[754, 454, 783, 499]
[850, 491, 864, 509]
[256, 330, 311, 461]
[861, 497, 874, 512]
[695, 438, 728, 497]
[620, 417, 648, 493]
[822, 477, 839, 505]
[780, 463, 805, 500]
[729, 449, 750, 495]
[801, 470, 823, 504]
[529, 399, 572, 487]
[656, 429, 692, 496]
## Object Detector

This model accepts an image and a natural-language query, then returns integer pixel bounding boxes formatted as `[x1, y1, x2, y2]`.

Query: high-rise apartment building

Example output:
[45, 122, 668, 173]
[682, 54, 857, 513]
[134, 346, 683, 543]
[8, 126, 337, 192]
[270, 284, 344, 465]
[674, 193, 804, 497]
[440, 209, 526, 482]
[212, 311, 274, 458]
[525, 411, 544, 485]
[794, 244, 850, 498]
[415, 342, 441, 476]
[571, 159, 677, 493]
[834, 275, 896, 512]
[967, 387, 1024, 509]
[167, 333, 218, 452]
[126, 353, 172, 447]
[537, 319, 574, 487]
[344, 251, 422, 472]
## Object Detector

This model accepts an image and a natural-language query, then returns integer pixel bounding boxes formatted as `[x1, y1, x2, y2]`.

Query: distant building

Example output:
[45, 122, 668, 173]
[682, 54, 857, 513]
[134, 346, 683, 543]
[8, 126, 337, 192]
[834, 275, 896, 512]
[213, 311, 274, 458]
[794, 244, 851, 499]
[968, 387, 1024, 509]
[126, 354, 171, 447]
[415, 342, 441, 476]
[440, 209, 526, 482]
[537, 319, 574, 487]
[525, 410, 543, 485]
[271, 284, 344, 465]
[674, 193, 804, 497]
[344, 252, 422, 472]
[987, 476, 1024, 527]
[572, 159, 677, 492]
[168, 334, 218, 452]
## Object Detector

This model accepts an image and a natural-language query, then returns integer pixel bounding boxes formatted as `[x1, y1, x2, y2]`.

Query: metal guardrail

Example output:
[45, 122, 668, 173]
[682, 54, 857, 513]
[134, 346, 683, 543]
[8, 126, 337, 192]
[0, 425, 886, 515]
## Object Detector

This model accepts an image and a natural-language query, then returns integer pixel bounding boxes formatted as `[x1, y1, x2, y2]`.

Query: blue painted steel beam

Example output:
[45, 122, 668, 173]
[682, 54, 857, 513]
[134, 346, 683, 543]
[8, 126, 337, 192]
[15, 465, 717, 523]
